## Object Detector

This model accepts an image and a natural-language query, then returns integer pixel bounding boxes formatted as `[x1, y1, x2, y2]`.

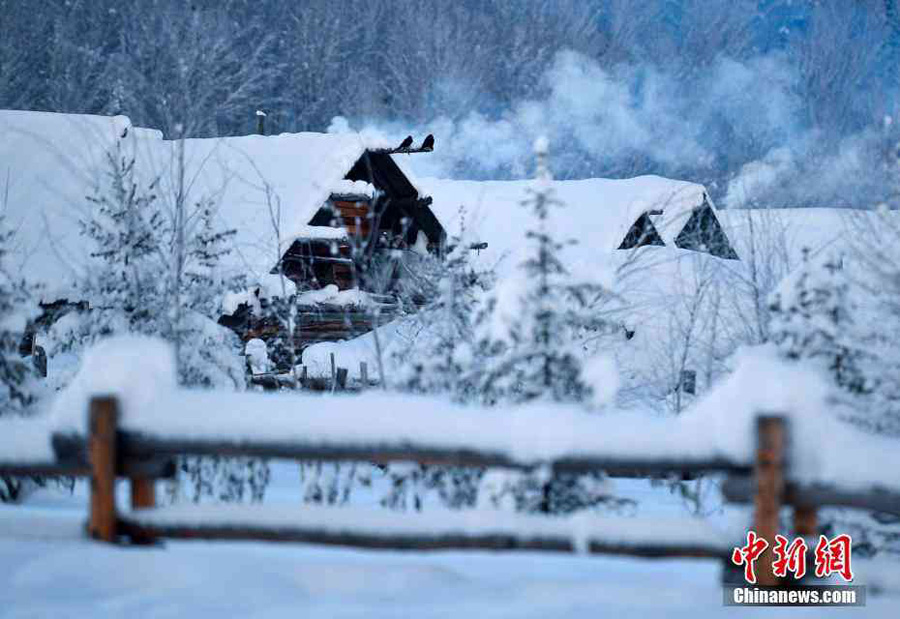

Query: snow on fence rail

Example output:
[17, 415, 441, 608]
[52, 388, 756, 475]
[2, 388, 900, 586]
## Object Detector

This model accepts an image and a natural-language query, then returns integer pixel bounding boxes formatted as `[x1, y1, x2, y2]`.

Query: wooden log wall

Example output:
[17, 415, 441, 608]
[242, 304, 403, 351]
[333, 200, 372, 238]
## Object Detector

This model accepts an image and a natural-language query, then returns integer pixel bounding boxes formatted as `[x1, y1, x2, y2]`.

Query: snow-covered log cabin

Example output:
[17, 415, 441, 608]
[0, 110, 444, 371]
[188, 130, 445, 355]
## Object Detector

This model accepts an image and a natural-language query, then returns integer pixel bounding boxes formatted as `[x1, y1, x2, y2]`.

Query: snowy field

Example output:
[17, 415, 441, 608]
[1, 464, 898, 618]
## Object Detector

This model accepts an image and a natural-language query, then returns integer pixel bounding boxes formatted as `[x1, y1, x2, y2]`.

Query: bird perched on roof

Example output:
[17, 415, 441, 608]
[399, 135, 413, 149]
[421, 134, 434, 151]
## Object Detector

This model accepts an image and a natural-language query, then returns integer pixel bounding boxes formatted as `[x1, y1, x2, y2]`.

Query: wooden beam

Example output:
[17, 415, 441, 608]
[88, 396, 119, 543]
[332, 201, 371, 217]
[0, 462, 90, 477]
[286, 256, 355, 266]
[330, 195, 373, 205]
[51, 434, 175, 479]
[110, 432, 748, 477]
[336, 367, 349, 390]
[330, 353, 336, 390]
[722, 475, 900, 517]
[116, 519, 729, 560]
[752, 415, 785, 587]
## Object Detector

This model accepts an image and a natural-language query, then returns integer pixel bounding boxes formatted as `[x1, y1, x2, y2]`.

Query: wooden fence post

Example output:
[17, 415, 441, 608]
[88, 396, 119, 543]
[330, 353, 336, 392]
[793, 503, 818, 538]
[336, 368, 348, 390]
[360, 362, 368, 389]
[753, 415, 785, 587]
[129, 477, 156, 545]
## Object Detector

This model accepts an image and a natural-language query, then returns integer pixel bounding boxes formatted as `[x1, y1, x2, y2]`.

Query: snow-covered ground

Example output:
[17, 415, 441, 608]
[1, 465, 897, 618]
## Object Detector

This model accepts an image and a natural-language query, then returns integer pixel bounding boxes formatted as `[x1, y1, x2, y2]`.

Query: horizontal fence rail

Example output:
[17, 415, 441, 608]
[722, 475, 900, 517]
[0, 461, 91, 477]
[116, 505, 733, 559]
[53, 432, 750, 478]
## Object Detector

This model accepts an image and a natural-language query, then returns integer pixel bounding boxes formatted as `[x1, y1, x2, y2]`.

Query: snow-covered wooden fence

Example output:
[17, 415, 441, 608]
[2, 392, 900, 584]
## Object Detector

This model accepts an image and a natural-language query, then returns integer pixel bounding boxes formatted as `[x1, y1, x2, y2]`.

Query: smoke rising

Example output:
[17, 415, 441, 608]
[334, 50, 897, 209]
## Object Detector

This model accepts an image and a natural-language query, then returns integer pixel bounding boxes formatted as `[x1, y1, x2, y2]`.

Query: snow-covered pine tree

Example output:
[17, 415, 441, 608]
[165, 189, 267, 503]
[476, 138, 610, 408]
[0, 218, 42, 501]
[769, 249, 869, 395]
[170, 196, 246, 389]
[384, 221, 493, 510]
[67, 137, 266, 502]
[0, 222, 40, 416]
[771, 241, 900, 436]
[475, 138, 617, 514]
[78, 138, 165, 338]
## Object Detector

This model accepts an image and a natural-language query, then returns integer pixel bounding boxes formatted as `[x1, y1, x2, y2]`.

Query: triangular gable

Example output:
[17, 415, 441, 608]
[618, 212, 665, 249]
[674, 197, 739, 260]
[306, 151, 444, 249]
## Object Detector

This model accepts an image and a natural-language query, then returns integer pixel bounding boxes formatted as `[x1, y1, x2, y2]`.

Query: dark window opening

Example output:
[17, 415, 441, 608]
[673, 201, 739, 260]
[618, 213, 665, 249]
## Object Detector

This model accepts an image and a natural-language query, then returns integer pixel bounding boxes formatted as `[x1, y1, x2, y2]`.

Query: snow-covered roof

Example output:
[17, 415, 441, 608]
[716, 207, 886, 267]
[419, 176, 712, 275]
[0, 110, 144, 301]
[0, 110, 414, 301]
[149, 130, 398, 281]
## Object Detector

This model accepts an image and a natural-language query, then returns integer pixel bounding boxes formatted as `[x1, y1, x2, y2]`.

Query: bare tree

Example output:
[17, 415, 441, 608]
[720, 207, 794, 346]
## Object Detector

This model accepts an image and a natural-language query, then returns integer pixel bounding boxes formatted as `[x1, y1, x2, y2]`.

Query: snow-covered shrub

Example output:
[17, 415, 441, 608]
[0, 218, 43, 501]
[379, 462, 483, 512]
[395, 213, 493, 402]
[769, 238, 900, 436]
[244, 338, 271, 376]
[63, 138, 266, 502]
[382, 215, 493, 509]
[300, 461, 372, 508]
[0, 224, 41, 416]
[769, 249, 869, 394]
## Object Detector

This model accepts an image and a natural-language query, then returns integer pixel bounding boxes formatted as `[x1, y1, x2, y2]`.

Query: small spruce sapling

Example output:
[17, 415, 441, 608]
[383, 214, 493, 510]
[475, 137, 618, 514]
